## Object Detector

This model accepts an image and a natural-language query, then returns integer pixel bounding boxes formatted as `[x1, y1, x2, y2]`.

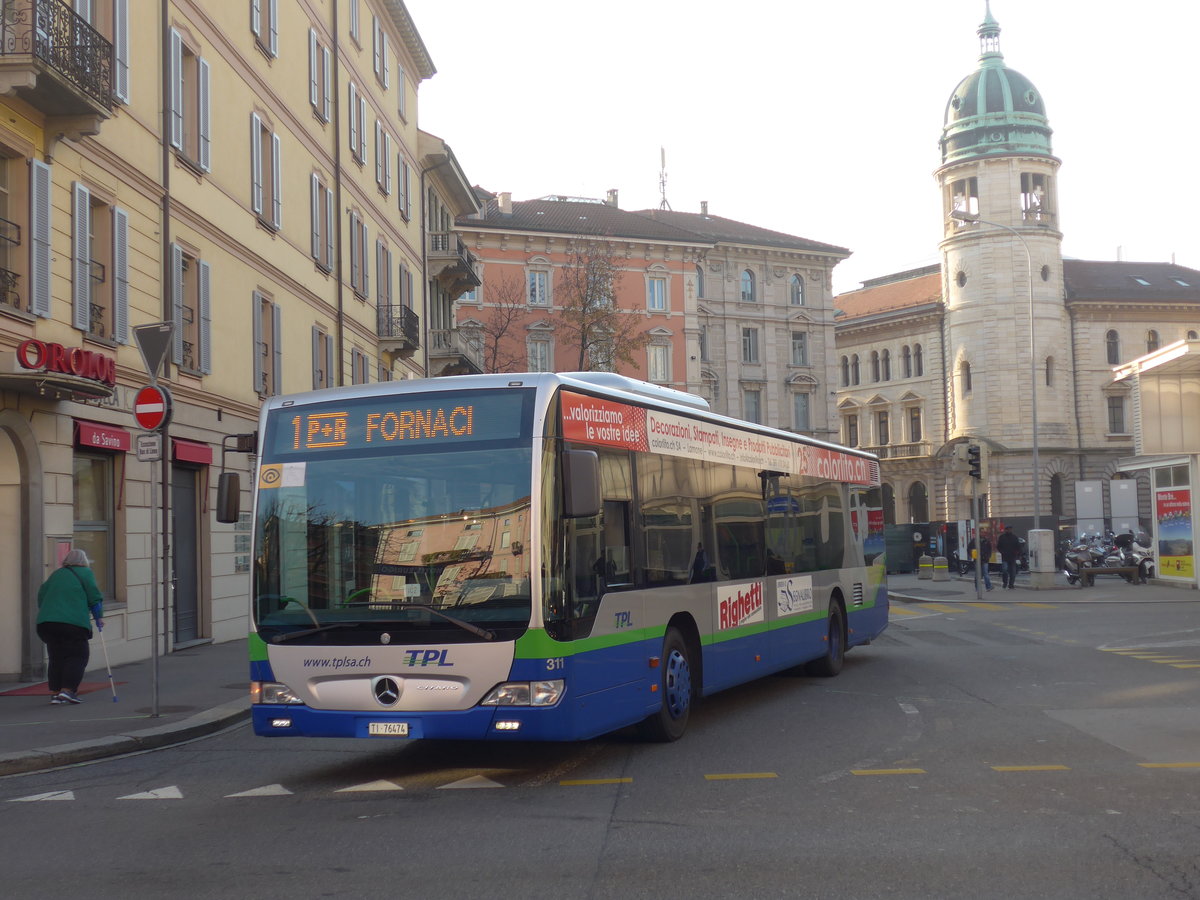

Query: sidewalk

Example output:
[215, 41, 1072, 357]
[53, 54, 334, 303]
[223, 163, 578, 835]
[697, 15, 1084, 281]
[0, 638, 249, 777]
[888, 569, 1199, 604]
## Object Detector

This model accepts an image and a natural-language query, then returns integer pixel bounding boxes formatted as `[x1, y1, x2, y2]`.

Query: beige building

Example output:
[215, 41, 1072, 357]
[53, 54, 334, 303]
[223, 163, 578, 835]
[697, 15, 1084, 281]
[0, 0, 475, 681]
[833, 7, 1200, 534]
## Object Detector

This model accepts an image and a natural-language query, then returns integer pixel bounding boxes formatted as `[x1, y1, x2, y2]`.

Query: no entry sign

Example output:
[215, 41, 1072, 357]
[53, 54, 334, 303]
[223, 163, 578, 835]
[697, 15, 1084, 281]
[133, 384, 173, 431]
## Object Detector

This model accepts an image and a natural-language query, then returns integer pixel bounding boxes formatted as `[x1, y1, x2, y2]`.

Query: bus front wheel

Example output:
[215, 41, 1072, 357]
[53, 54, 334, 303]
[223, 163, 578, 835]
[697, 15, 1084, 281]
[806, 602, 845, 677]
[640, 627, 693, 742]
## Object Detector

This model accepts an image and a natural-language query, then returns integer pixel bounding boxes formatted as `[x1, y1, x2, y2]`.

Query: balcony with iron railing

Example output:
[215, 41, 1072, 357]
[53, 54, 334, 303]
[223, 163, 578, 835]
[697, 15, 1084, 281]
[428, 327, 483, 376]
[377, 303, 419, 356]
[427, 231, 481, 300]
[860, 441, 932, 460]
[0, 0, 113, 133]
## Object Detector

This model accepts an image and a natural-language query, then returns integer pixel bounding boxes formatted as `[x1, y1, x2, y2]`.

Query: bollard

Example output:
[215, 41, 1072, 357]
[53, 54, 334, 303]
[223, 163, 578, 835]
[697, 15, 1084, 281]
[918, 554, 933, 580]
[932, 556, 950, 581]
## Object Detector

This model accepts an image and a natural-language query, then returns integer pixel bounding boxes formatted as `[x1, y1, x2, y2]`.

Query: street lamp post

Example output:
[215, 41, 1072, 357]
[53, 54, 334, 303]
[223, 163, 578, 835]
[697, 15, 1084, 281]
[948, 210, 1040, 531]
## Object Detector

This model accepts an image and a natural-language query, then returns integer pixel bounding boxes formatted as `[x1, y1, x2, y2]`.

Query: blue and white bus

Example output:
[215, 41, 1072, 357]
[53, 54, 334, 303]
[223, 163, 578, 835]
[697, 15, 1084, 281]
[228, 372, 887, 742]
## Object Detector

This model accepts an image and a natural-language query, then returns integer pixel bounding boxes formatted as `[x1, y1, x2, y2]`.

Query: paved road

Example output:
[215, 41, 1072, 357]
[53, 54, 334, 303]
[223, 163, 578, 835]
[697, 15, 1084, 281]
[4, 598, 1200, 899]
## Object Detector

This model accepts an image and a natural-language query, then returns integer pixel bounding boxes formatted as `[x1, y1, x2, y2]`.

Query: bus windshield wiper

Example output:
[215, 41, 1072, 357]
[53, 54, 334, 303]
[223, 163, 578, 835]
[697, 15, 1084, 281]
[271, 622, 358, 643]
[400, 604, 495, 641]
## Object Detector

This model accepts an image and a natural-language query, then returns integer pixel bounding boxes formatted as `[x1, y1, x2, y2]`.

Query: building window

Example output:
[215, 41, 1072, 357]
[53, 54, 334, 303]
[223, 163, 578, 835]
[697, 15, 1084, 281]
[1147, 329, 1160, 353]
[349, 212, 369, 298]
[908, 482, 929, 523]
[792, 393, 811, 432]
[790, 274, 805, 306]
[791, 332, 808, 366]
[950, 176, 978, 219]
[528, 269, 549, 306]
[1050, 474, 1065, 516]
[0, 157, 25, 315]
[740, 269, 755, 302]
[372, 15, 390, 88]
[74, 452, 115, 601]
[908, 408, 922, 442]
[310, 174, 334, 270]
[1020, 172, 1050, 222]
[169, 29, 211, 172]
[309, 29, 332, 122]
[376, 241, 393, 311]
[170, 244, 211, 373]
[251, 113, 281, 230]
[695, 264, 704, 298]
[850, 354, 860, 385]
[901, 345, 912, 378]
[351, 347, 370, 385]
[72, 184, 128, 344]
[1189, 330, 1198, 340]
[699, 325, 709, 362]
[743, 388, 761, 424]
[647, 275, 667, 311]
[1105, 329, 1120, 365]
[960, 360, 972, 394]
[914, 343, 924, 376]
[312, 325, 334, 389]
[840, 356, 849, 386]
[397, 65, 408, 120]
[741, 327, 759, 363]
[251, 0, 278, 57]
[1045, 356, 1054, 386]
[1107, 396, 1126, 434]
[528, 338, 551, 372]
[397, 157, 411, 220]
[648, 344, 670, 383]
[844, 415, 858, 447]
[871, 351, 880, 382]
[347, 82, 367, 163]
[374, 122, 393, 195]
[881, 349, 891, 381]
[253, 291, 282, 396]
[877, 411, 889, 445]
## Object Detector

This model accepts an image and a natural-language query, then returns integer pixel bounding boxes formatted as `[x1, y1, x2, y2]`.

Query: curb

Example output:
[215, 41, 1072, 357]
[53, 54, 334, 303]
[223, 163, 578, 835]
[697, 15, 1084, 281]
[889, 590, 1200, 605]
[0, 699, 250, 777]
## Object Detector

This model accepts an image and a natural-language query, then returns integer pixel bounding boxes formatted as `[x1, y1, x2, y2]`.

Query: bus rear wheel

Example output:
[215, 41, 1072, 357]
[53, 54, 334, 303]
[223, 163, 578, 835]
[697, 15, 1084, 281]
[806, 602, 845, 677]
[640, 627, 693, 742]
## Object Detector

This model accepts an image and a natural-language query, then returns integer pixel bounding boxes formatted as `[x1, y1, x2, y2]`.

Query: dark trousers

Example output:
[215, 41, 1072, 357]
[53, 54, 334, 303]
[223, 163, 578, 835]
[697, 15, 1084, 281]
[1001, 559, 1019, 587]
[36, 622, 91, 692]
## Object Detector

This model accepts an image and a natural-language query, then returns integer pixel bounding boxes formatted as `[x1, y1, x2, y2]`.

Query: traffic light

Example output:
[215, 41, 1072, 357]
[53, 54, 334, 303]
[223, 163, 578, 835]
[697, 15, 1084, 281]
[967, 444, 982, 479]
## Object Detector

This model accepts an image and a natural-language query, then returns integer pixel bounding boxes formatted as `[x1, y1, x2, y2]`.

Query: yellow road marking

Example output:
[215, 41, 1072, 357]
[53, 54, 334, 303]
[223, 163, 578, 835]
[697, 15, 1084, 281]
[963, 602, 1007, 611]
[559, 778, 633, 786]
[1170, 663, 1200, 669]
[923, 604, 968, 613]
[703, 773, 778, 781]
[990, 765, 1070, 772]
[890, 607, 923, 616]
[1017, 602, 1058, 609]
[1138, 762, 1200, 769]
[850, 768, 927, 776]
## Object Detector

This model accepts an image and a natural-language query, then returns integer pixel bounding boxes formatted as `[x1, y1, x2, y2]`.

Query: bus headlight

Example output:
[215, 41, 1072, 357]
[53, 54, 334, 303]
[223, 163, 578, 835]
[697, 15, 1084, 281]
[251, 681, 305, 704]
[480, 679, 565, 707]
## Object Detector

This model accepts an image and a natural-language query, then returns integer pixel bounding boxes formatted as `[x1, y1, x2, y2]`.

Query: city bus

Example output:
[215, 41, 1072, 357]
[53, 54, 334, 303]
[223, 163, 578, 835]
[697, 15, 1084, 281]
[223, 372, 887, 742]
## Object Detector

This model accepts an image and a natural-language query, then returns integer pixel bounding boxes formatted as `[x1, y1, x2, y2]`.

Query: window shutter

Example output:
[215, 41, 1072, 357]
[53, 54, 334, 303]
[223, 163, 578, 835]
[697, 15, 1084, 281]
[272, 304, 283, 396]
[308, 30, 318, 108]
[375, 240, 384, 307]
[171, 244, 184, 363]
[385, 247, 393, 305]
[251, 0, 261, 38]
[326, 333, 335, 387]
[310, 175, 320, 260]
[113, 0, 129, 103]
[268, 0, 278, 56]
[198, 261, 211, 373]
[349, 213, 359, 289]
[252, 292, 264, 394]
[312, 326, 321, 390]
[198, 58, 211, 171]
[324, 187, 334, 267]
[72, 182, 91, 330]
[29, 159, 51, 318]
[348, 83, 358, 153]
[169, 30, 182, 148]
[361, 221, 368, 298]
[250, 114, 263, 214]
[382, 33, 390, 87]
[358, 97, 367, 160]
[321, 48, 332, 121]
[372, 17, 381, 75]
[374, 120, 383, 185]
[271, 132, 281, 228]
[384, 134, 392, 194]
[113, 207, 129, 344]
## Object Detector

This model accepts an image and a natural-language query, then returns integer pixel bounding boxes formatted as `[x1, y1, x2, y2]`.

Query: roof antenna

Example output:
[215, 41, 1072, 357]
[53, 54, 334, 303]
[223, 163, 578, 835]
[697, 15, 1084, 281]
[658, 147, 671, 211]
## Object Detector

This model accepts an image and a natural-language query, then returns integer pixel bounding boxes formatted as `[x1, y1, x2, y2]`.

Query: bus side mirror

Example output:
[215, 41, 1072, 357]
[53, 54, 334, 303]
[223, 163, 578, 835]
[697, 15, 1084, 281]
[216, 472, 241, 524]
[562, 449, 600, 518]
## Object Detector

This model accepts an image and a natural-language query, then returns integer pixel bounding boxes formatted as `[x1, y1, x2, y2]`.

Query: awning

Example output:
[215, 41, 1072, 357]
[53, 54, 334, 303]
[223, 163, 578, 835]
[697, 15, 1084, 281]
[75, 420, 131, 452]
[172, 438, 213, 465]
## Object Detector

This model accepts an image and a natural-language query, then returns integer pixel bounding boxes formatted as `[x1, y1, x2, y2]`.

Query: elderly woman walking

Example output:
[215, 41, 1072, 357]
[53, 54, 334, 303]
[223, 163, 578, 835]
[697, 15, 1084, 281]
[36, 549, 104, 704]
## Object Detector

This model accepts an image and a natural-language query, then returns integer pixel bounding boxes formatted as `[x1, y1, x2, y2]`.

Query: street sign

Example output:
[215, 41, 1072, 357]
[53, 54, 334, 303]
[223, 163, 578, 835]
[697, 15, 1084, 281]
[134, 383, 173, 431]
[136, 433, 162, 461]
[133, 322, 175, 382]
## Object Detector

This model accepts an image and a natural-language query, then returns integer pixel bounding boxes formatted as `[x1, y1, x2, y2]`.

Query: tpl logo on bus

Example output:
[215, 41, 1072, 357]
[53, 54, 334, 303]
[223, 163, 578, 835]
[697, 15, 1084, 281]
[402, 649, 454, 667]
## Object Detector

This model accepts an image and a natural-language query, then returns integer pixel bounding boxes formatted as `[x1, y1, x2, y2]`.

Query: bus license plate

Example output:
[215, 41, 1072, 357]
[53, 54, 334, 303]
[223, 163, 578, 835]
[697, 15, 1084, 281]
[368, 722, 409, 736]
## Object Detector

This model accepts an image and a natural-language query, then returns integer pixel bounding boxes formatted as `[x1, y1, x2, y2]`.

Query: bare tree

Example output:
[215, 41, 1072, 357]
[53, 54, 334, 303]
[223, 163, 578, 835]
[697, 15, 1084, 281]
[557, 239, 649, 371]
[469, 270, 527, 373]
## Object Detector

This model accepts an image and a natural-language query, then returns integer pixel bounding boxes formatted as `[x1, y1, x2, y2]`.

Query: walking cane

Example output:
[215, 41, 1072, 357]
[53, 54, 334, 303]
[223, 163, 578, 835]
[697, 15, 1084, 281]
[96, 621, 118, 703]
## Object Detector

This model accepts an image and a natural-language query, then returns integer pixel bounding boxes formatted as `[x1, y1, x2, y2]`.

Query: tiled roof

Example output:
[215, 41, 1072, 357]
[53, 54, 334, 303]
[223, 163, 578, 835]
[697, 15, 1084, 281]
[1063, 260, 1200, 302]
[461, 197, 711, 243]
[631, 209, 850, 255]
[834, 270, 943, 321]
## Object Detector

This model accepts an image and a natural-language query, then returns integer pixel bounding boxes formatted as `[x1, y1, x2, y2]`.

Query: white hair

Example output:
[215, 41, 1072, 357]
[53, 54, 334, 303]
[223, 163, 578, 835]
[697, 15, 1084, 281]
[62, 549, 91, 567]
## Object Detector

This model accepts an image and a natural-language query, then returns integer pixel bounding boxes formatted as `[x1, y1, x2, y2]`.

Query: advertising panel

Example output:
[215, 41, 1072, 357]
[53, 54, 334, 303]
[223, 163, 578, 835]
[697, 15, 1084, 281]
[1156, 489, 1194, 579]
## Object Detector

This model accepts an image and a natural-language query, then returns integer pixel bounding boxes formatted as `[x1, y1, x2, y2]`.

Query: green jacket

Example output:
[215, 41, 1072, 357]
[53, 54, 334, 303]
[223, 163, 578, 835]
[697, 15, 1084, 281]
[37, 566, 103, 633]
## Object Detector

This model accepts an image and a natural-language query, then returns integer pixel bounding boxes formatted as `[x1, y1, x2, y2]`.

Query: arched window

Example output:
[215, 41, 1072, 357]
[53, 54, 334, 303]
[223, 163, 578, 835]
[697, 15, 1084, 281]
[840, 356, 849, 386]
[1050, 473, 1065, 517]
[1147, 329, 1160, 353]
[1045, 356, 1054, 386]
[790, 274, 805, 306]
[740, 269, 755, 302]
[882, 349, 891, 381]
[901, 345, 912, 378]
[960, 360, 972, 393]
[914, 344, 924, 376]
[871, 351, 880, 382]
[881, 484, 896, 526]
[908, 481, 929, 523]
[695, 264, 705, 299]
[1189, 330, 1198, 340]
[1105, 330, 1120, 365]
[851, 354, 860, 385]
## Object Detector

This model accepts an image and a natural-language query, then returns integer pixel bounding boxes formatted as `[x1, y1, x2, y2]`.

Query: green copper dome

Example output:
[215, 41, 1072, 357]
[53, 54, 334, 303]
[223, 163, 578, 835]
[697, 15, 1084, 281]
[940, 2, 1052, 164]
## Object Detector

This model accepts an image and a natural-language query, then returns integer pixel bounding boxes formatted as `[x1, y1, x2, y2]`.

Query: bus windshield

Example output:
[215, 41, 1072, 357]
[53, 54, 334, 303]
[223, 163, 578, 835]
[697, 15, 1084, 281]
[253, 389, 535, 644]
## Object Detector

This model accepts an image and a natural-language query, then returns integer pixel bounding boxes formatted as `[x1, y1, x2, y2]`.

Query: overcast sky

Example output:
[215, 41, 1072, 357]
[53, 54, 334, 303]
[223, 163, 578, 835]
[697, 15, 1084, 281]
[408, 0, 1198, 296]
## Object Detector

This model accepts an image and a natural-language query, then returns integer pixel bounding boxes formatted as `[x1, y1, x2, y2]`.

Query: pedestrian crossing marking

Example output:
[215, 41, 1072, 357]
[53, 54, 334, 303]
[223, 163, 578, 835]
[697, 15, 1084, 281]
[560, 778, 633, 786]
[119, 785, 182, 800]
[8, 790, 74, 802]
[850, 768, 927, 776]
[703, 772, 778, 781]
[226, 784, 293, 797]
[336, 780, 404, 793]
[438, 775, 503, 789]
[991, 765, 1070, 772]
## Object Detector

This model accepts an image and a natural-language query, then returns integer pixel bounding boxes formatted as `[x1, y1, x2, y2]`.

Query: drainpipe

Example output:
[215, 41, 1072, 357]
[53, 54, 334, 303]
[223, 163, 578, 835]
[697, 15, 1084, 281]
[332, 0, 345, 384]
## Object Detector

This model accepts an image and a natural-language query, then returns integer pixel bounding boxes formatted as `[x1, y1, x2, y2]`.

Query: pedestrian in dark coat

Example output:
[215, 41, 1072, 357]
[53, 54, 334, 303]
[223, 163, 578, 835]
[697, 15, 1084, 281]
[968, 535, 993, 591]
[997, 525, 1022, 589]
[37, 549, 104, 705]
